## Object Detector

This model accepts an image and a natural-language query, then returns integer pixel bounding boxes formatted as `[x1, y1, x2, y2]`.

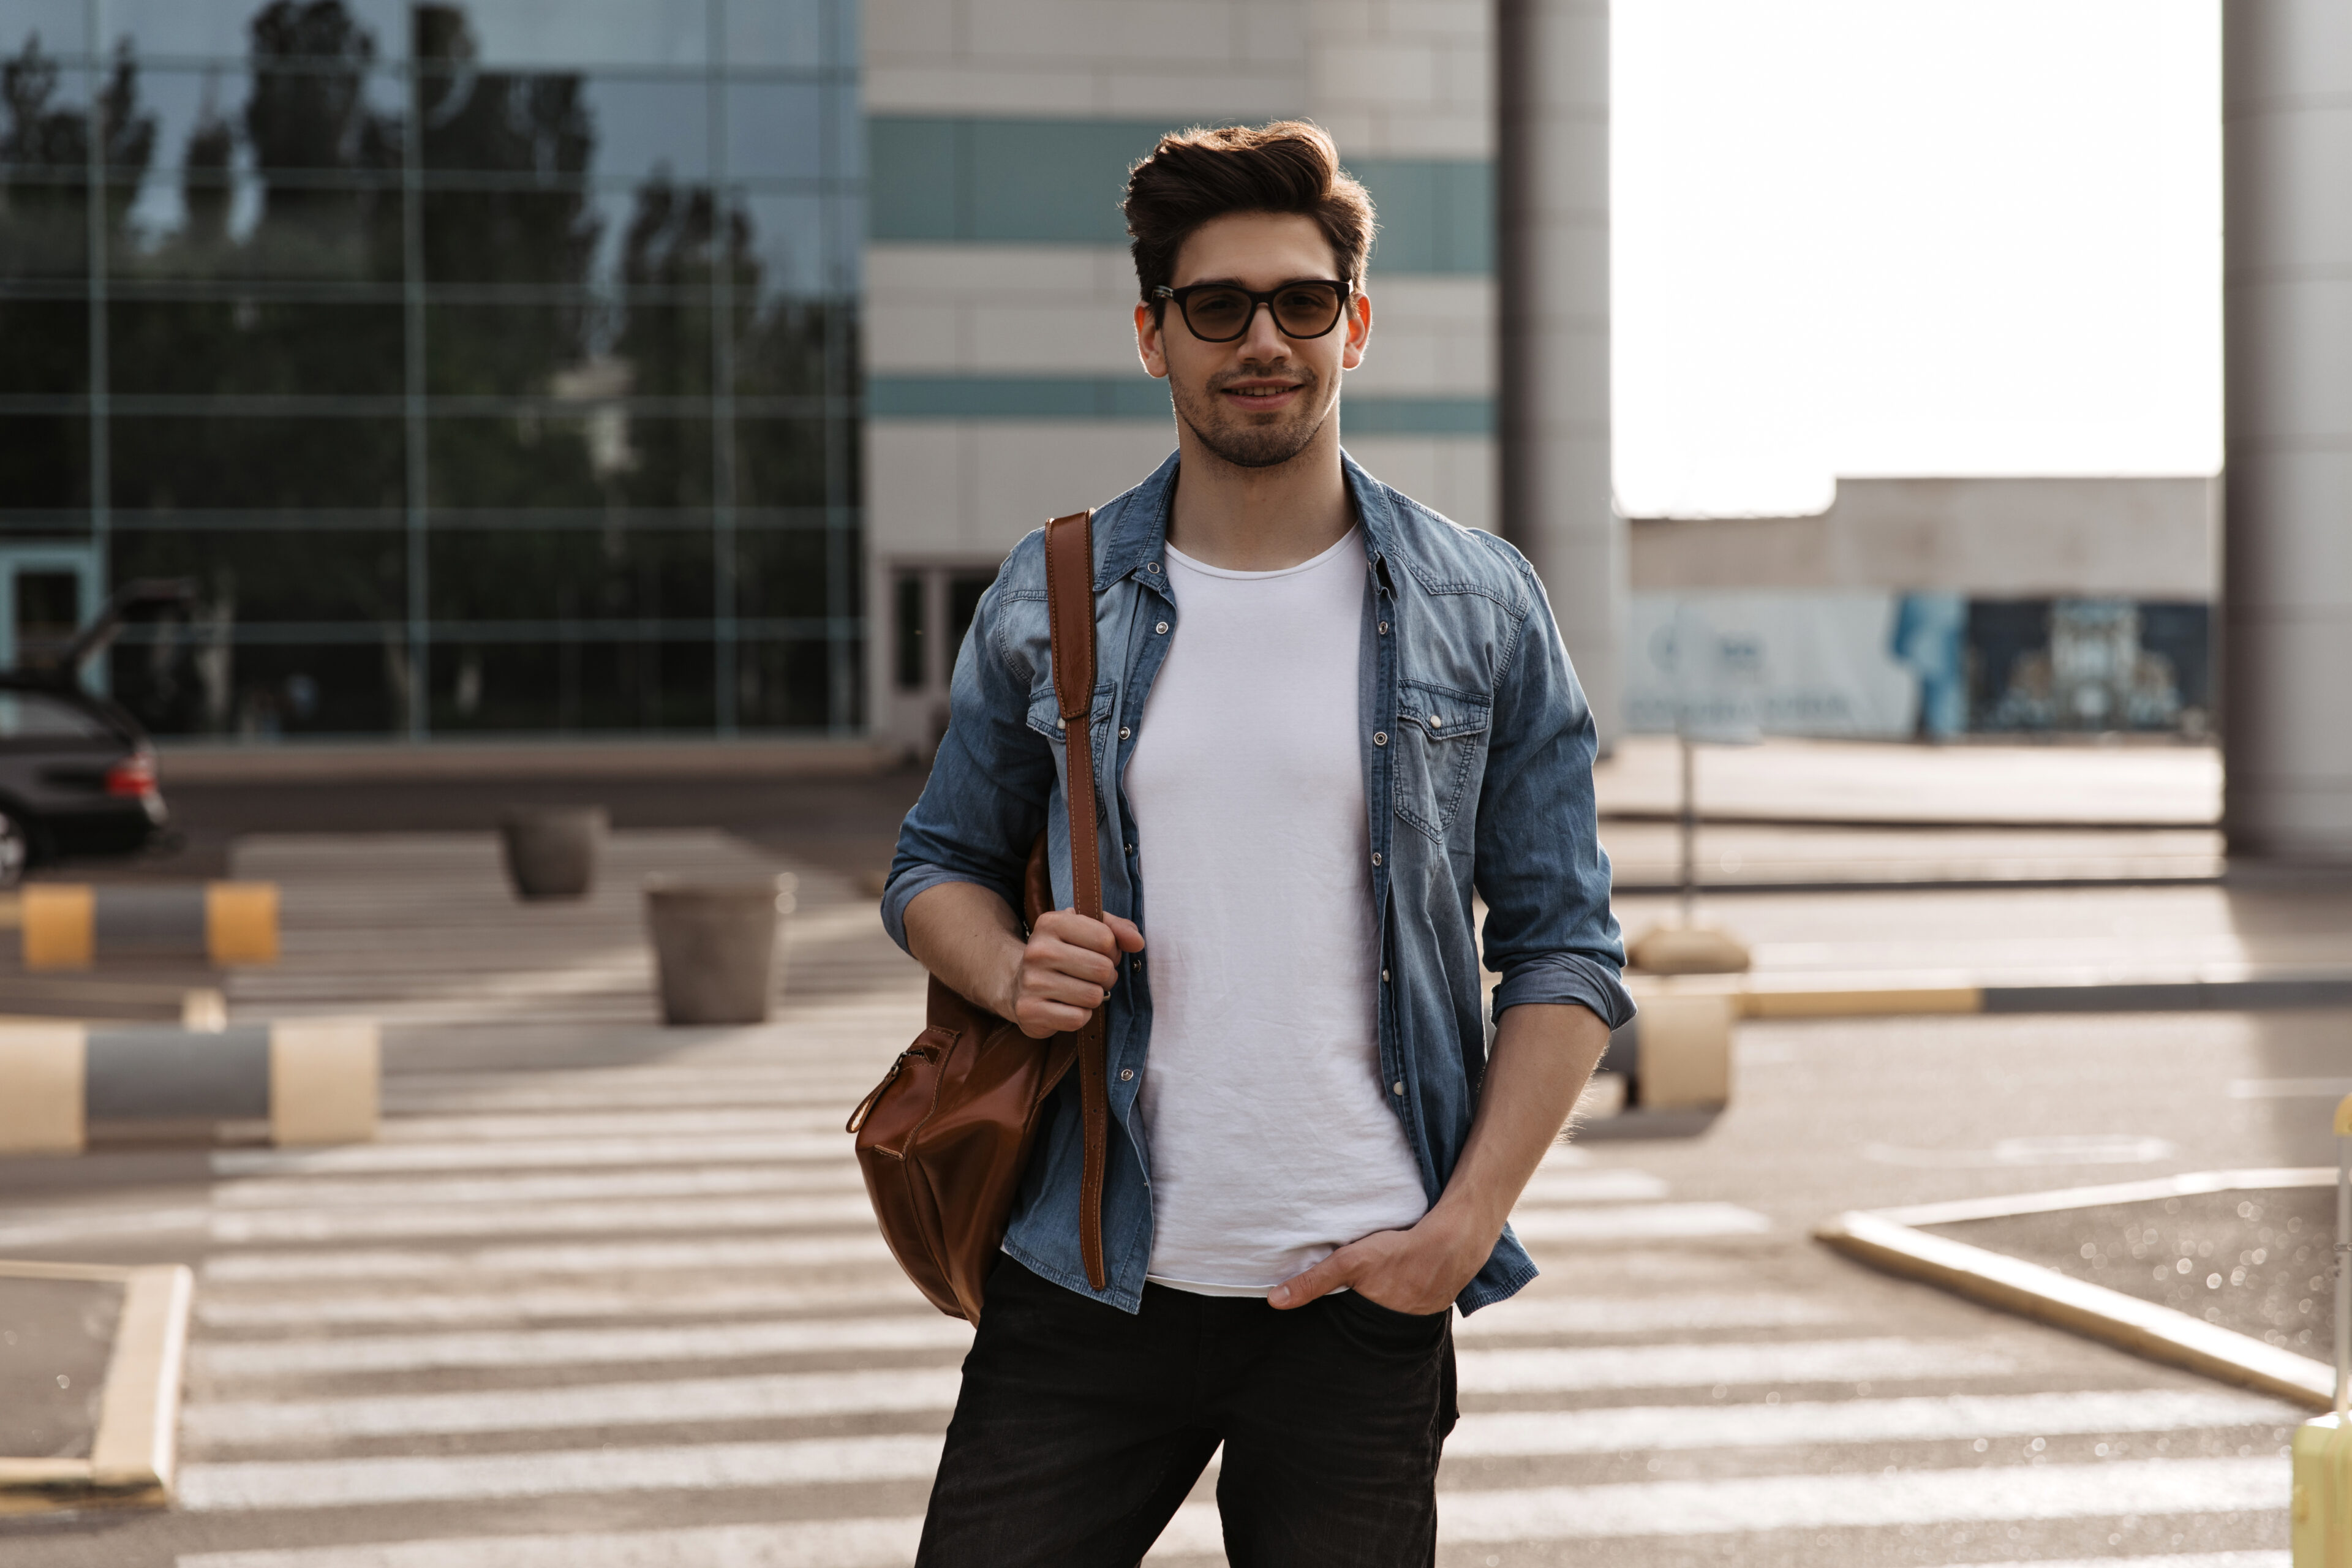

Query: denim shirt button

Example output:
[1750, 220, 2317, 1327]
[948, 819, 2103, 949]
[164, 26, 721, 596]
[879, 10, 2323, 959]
[1390, 1080, 1404, 1096]
[1373, 731, 1387, 746]
[1119, 726, 1131, 740]
[1378, 620, 1389, 635]
[1155, 621, 1169, 635]
[1119, 1068, 1134, 1082]
[1370, 851, 1382, 867]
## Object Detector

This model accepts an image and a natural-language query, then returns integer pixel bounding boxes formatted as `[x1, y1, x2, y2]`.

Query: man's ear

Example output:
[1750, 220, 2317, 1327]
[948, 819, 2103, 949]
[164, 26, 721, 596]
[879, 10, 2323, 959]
[1340, 290, 1372, 372]
[1136, 301, 1169, 380]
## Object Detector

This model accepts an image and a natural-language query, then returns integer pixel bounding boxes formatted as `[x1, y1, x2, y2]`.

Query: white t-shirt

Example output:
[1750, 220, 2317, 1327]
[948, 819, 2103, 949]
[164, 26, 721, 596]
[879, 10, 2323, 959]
[1125, 526, 1431, 1295]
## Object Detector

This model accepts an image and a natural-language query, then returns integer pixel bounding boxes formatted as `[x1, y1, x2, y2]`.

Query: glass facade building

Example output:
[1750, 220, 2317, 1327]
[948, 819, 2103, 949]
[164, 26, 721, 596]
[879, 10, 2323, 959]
[0, 0, 861, 741]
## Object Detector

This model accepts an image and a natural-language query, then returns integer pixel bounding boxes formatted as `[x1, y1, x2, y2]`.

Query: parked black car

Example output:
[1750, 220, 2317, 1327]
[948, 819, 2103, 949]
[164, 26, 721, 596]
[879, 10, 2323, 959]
[0, 581, 190, 888]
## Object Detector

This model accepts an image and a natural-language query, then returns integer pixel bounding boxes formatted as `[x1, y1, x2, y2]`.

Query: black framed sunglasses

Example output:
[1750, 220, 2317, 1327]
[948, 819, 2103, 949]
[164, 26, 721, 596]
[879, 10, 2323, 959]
[1152, 279, 1352, 343]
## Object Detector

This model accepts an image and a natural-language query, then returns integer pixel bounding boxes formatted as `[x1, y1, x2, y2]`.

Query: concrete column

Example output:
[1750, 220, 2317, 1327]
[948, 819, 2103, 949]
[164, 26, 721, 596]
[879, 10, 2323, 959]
[2223, 0, 2352, 858]
[1498, 0, 1624, 744]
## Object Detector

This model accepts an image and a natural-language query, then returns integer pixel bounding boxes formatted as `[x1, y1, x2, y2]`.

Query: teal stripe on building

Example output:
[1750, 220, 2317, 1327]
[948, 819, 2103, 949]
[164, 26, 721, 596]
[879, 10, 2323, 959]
[867, 117, 1492, 274]
[867, 375, 1491, 435]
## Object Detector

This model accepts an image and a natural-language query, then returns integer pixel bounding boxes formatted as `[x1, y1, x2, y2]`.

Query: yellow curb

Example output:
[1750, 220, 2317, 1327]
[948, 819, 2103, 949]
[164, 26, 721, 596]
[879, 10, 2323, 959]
[1816, 1176, 2337, 1412]
[205, 881, 279, 965]
[0, 1259, 191, 1510]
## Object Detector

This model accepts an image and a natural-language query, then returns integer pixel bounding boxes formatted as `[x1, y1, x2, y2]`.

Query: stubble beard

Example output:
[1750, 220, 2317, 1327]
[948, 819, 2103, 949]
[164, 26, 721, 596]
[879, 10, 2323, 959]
[1169, 366, 1334, 471]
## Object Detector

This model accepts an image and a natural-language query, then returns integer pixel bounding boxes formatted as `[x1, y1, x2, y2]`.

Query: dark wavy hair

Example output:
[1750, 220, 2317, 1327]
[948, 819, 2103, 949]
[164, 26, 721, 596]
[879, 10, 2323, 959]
[1123, 121, 1376, 314]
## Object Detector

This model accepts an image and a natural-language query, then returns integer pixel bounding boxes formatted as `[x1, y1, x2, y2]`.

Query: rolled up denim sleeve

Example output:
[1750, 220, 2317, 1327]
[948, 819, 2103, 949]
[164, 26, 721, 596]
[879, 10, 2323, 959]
[1474, 549, 1635, 1030]
[881, 552, 1057, 954]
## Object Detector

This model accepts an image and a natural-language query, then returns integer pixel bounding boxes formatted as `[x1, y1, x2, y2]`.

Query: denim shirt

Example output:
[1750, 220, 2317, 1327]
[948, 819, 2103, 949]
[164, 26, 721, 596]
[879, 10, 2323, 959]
[884, 450, 1634, 1316]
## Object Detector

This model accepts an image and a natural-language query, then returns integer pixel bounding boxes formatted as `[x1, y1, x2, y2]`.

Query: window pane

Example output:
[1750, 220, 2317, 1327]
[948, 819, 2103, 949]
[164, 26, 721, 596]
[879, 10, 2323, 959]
[720, 0, 832, 69]
[428, 414, 714, 508]
[723, 81, 823, 182]
[0, 415, 91, 511]
[736, 636, 837, 728]
[112, 527, 405, 624]
[420, 187, 606, 286]
[734, 295, 851, 399]
[425, 301, 598, 396]
[432, 636, 715, 733]
[735, 418, 839, 507]
[111, 299, 404, 395]
[428, 526, 714, 622]
[0, 182, 89, 277]
[112, 635, 405, 739]
[111, 416, 405, 509]
[0, 300, 89, 393]
[737, 191, 851, 301]
[442, 0, 710, 70]
[735, 527, 832, 621]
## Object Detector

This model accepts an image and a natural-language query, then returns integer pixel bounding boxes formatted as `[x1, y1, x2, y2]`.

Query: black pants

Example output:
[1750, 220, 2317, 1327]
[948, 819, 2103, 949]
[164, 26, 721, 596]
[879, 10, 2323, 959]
[917, 1254, 1458, 1568]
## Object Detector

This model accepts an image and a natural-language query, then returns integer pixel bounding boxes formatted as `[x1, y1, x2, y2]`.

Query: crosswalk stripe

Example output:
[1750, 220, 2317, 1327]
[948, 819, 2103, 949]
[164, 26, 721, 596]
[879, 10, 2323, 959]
[206, 1192, 880, 1245]
[179, 1435, 948, 1512]
[1507, 1202, 1771, 1241]
[171, 1452, 2284, 1537]
[1509, 1169, 1668, 1203]
[1430, 1457, 2285, 1542]
[1455, 1337, 2010, 1392]
[213, 1136, 854, 1176]
[200, 1233, 897, 1283]
[195, 1280, 934, 1330]
[379, 1109, 858, 1142]
[194, 1314, 974, 1379]
[211, 1164, 867, 1209]
[1439, 1389, 2294, 1456]
[1456, 1293, 1844, 1338]
[176, 1517, 930, 1568]
[186, 1366, 967, 1446]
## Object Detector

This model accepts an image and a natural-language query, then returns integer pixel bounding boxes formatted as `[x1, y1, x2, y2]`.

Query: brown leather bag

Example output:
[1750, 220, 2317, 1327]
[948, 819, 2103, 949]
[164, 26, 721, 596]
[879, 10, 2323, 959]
[846, 510, 1112, 1322]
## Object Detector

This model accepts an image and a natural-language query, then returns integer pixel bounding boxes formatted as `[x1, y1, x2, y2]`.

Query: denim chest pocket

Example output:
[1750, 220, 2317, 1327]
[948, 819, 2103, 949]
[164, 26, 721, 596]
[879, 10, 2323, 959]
[1391, 680, 1490, 842]
[1027, 680, 1119, 778]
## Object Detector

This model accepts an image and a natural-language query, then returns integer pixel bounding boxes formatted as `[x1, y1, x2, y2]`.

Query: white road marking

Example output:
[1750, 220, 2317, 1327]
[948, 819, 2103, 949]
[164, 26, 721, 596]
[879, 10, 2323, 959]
[1441, 1389, 2294, 1456]
[177, 1517, 928, 1568]
[379, 1109, 853, 1142]
[200, 1233, 896, 1283]
[194, 1313, 973, 1379]
[1428, 1457, 2285, 1542]
[178, 1434, 949, 1511]
[1456, 1292, 1843, 1338]
[209, 1164, 867, 1208]
[214, 1135, 851, 1176]
[2228, 1077, 2352, 1099]
[1510, 1169, 1670, 1204]
[186, 1366, 967, 1446]
[1455, 1337, 2014, 1393]
[195, 1279, 932, 1330]
[205, 1192, 880, 1245]
[1508, 1202, 1770, 1241]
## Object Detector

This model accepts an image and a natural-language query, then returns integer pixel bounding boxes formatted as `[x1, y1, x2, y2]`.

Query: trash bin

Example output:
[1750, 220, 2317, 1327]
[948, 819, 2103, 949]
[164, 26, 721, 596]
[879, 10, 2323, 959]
[644, 875, 795, 1025]
[499, 807, 608, 900]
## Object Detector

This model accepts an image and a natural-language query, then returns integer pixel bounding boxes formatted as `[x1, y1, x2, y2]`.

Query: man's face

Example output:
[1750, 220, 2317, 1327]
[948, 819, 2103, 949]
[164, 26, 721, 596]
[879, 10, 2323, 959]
[1136, 210, 1372, 470]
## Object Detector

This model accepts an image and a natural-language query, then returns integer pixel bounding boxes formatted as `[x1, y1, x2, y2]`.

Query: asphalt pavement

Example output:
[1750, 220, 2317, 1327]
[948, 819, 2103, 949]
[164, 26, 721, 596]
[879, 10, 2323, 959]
[0, 800, 2338, 1565]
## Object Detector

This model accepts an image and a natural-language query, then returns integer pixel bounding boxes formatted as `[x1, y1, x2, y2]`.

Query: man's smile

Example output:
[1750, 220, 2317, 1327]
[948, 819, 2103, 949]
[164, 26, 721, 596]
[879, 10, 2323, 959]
[1215, 377, 1308, 413]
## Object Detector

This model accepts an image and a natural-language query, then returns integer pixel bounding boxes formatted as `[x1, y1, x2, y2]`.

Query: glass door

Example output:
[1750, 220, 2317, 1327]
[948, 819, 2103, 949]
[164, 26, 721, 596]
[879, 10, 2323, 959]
[0, 546, 105, 687]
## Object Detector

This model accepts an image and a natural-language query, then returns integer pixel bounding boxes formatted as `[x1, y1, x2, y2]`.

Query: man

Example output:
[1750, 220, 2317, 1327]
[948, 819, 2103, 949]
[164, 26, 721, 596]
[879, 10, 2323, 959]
[884, 121, 1630, 1566]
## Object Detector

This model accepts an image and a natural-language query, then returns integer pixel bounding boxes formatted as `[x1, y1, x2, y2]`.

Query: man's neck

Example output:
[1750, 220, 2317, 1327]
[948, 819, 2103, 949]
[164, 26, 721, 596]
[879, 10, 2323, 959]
[1164, 419, 1354, 571]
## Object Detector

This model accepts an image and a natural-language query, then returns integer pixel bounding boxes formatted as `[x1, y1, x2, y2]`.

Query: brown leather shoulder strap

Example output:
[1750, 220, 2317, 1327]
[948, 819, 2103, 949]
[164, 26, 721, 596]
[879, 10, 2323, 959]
[1042, 509, 1110, 1292]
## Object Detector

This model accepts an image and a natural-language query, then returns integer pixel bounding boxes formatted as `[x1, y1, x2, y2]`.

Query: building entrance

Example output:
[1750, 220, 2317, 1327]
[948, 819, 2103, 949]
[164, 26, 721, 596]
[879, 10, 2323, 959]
[0, 546, 104, 685]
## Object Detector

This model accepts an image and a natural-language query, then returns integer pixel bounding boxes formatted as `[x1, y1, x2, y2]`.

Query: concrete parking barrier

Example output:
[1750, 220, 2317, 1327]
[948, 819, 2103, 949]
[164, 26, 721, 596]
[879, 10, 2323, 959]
[0, 1020, 375, 1154]
[1600, 993, 1735, 1111]
[17, 883, 279, 970]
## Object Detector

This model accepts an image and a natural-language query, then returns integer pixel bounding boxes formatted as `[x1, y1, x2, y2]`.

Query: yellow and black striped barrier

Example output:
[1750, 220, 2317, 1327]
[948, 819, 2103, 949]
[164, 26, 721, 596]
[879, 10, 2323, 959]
[0, 1020, 375, 1154]
[10, 883, 279, 970]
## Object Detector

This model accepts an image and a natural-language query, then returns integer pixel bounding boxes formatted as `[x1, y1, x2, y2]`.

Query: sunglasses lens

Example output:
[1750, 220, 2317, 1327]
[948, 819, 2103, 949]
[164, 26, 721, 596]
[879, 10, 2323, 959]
[1272, 284, 1343, 337]
[1183, 287, 1253, 340]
